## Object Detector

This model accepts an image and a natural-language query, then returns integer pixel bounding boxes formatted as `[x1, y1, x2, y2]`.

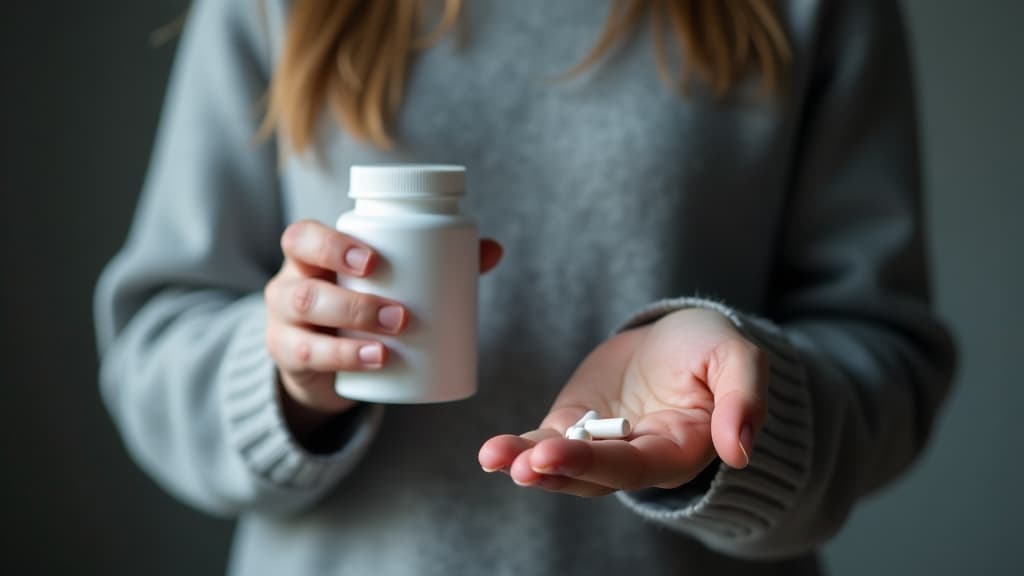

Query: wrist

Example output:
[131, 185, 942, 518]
[277, 373, 362, 454]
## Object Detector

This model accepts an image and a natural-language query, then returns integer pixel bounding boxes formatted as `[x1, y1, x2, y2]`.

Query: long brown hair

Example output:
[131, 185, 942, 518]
[262, 0, 790, 151]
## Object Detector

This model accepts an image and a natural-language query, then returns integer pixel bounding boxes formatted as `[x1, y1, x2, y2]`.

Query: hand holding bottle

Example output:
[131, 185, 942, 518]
[264, 219, 502, 424]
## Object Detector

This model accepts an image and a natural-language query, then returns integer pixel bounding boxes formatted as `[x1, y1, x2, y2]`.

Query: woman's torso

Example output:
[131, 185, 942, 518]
[233, 1, 819, 574]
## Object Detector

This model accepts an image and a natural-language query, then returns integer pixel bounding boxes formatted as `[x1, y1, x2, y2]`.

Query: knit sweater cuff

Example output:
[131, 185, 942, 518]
[218, 298, 382, 504]
[614, 297, 814, 547]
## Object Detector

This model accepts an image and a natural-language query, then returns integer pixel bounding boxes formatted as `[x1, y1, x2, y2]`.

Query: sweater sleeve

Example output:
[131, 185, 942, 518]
[614, 0, 956, 558]
[94, 0, 382, 517]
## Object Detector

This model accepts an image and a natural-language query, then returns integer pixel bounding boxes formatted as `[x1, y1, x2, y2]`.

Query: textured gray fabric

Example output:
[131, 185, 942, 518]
[94, 0, 955, 574]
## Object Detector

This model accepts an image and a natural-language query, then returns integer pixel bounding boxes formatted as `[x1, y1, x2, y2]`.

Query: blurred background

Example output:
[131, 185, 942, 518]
[1, 0, 1020, 574]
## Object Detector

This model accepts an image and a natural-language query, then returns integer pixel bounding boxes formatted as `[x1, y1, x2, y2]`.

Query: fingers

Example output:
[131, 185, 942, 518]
[479, 239, 503, 274]
[478, 434, 535, 473]
[525, 434, 712, 490]
[493, 435, 697, 496]
[267, 323, 387, 373]
[281, 219, 376, 277]
[268, 220, 389, 415]
[481, 405, 719, 496]
[707, 339, 769, 468]
[481, 425, 713, 496]
[516, 473, 616, 498]
[477, 404, 596, 472]
[283, 222, 504, 277]
[478, 428, 561, 473]
[267, 276, 407, 334]
[479, 431, 614, 497]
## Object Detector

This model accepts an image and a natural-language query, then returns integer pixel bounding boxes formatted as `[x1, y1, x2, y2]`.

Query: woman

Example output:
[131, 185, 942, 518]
[95, 0, 955, 574]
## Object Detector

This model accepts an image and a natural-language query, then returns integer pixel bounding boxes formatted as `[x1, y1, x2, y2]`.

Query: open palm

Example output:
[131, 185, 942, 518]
[478, 308, 768, 497]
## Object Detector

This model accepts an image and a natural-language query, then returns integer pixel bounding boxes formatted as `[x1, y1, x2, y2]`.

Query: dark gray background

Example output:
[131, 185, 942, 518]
[1, 1, 1019, 574]
[826, 1, 1023, 574]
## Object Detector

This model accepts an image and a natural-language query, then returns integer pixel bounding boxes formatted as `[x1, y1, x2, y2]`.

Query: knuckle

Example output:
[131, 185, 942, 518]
[292, 337, 313, 367]
[291, 280, 317, 316]
[343, 292, 375, 328]
[335, 340, 359, 370]
[722, 339, 770, 418]
[317, 231, 343, 267]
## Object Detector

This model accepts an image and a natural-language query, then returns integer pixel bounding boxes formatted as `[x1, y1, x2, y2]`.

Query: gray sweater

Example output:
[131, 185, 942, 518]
[95, 0, 956, 574]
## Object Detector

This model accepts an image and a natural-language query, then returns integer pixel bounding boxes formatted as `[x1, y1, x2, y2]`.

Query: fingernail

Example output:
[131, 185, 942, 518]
[358, 344, 383, 367]
[344, 247, 371, 272]
[481, 465, 498, 473]
[738, 424, 753, 466]
[377, 305, 404, 332]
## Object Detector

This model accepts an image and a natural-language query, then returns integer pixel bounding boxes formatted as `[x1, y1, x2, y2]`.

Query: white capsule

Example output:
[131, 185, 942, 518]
[583, 417, 631, 439]
[573, 410, 600, 428]
[565, 426, 593, 441]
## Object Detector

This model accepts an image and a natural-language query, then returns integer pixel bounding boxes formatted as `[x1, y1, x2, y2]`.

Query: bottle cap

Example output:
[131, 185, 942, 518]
[349, 164, 466, 198]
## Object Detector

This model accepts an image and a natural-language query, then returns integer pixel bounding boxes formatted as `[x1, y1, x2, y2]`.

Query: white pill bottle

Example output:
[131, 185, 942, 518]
[334, 164, 479, 403]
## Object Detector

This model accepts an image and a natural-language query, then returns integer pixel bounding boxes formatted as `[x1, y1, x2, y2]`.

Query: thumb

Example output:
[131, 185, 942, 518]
[707, 338, 769, 469]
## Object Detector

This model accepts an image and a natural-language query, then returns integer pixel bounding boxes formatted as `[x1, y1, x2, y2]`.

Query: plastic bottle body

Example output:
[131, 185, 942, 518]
[333, 166, 478, 403]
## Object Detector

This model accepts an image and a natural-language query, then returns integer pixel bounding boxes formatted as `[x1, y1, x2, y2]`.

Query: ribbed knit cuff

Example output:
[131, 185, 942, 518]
[613, 297, 813, 547]
[219, 297, 382, 497]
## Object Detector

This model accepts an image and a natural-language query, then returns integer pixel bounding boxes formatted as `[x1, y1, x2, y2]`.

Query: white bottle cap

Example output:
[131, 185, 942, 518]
[349, 164, 466, 199]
